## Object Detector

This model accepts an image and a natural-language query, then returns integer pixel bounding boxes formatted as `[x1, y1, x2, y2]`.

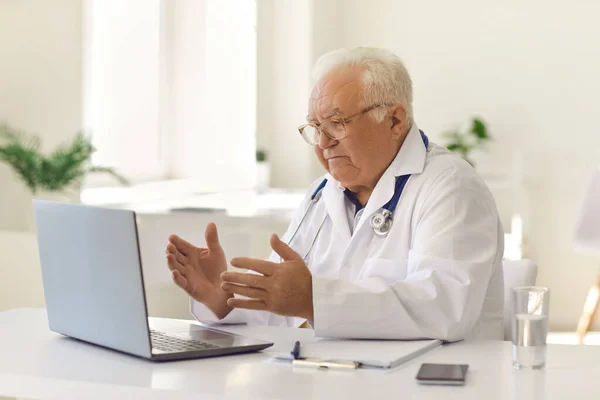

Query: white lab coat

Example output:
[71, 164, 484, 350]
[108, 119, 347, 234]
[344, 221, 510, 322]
[192, 123, 505, 342]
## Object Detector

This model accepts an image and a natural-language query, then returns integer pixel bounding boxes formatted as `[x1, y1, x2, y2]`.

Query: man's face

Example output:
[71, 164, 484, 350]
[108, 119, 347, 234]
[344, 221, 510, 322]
[308, 66, 402, 192]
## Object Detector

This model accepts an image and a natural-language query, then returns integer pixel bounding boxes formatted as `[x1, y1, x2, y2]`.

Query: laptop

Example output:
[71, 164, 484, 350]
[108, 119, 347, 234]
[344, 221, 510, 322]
[33, 200, 273, 361]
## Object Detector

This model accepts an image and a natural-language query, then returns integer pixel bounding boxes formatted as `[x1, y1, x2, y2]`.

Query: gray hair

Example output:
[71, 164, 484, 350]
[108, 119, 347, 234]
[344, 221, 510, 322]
[312, 47, 413, 127]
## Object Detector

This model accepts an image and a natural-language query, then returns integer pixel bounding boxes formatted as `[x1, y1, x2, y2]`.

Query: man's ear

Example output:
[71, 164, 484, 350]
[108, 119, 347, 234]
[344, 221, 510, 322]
[390, 105, 408, 139]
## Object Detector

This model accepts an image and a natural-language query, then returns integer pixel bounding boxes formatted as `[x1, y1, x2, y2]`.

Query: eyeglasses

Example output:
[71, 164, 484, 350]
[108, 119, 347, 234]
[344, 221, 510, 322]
[298, 104, 391, 145]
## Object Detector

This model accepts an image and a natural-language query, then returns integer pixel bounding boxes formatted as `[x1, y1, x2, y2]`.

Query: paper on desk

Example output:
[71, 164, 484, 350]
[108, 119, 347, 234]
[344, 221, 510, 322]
[282, 339, 442, 369]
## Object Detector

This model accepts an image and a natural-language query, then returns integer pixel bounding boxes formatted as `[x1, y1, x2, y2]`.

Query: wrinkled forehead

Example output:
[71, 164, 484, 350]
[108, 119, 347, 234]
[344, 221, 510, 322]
[308, 65, 364, 121]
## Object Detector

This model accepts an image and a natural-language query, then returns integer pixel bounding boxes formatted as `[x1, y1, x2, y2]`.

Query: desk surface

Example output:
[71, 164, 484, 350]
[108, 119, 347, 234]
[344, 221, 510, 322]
[1, 308, 598, 400]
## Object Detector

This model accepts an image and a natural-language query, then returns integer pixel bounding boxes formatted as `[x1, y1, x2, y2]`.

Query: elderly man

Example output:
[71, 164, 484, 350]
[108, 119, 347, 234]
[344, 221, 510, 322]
[167, 47, 504, 341]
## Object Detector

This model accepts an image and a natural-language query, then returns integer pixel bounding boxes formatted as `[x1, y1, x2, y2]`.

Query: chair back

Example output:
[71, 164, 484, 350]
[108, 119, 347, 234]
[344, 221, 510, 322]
[574, 168, 600, 254]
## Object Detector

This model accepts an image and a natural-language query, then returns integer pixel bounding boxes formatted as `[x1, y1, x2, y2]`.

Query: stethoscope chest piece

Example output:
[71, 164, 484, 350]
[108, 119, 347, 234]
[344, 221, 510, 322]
[370, 209, 393, 237]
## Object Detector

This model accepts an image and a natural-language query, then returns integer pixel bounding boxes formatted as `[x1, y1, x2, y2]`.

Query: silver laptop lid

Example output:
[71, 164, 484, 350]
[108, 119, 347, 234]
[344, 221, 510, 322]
[34, 201, 151, 358]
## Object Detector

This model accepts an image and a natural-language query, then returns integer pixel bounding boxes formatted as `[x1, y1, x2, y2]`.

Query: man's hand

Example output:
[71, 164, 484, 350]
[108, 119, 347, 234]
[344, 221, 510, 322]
[220, 234, 314, 321]
[166, 223, 232, 319]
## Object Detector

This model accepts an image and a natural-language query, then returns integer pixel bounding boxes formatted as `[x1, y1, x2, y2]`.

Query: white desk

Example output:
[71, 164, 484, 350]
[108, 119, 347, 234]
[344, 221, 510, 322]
[1, 308, 598, 400]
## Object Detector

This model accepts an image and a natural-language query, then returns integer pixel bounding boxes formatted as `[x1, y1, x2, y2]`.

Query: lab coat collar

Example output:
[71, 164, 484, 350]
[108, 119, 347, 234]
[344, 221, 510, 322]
[390, 122, 428, 177]
[322, 122, 427, 237]
[322, 173, 352, 243]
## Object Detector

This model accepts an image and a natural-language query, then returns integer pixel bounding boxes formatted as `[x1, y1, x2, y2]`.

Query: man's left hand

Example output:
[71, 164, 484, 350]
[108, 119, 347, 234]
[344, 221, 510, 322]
[220, 234, 314, 321]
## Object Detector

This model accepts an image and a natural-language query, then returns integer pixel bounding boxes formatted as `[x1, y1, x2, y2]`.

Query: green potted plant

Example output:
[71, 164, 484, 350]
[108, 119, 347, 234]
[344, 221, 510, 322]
[443, 117, 492, 167]
[0, 123, 128, 197]
[0, 122, 129, 231]
[255, 148, 270, 191]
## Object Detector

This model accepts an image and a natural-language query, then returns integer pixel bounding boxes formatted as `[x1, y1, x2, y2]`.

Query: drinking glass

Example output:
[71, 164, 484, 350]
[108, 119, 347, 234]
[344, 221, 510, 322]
[512, 287, 550, 369]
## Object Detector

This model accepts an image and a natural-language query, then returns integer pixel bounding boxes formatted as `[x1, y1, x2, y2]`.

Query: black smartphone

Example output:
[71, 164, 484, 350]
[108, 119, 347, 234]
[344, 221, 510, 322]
[415, 363, 469, 386]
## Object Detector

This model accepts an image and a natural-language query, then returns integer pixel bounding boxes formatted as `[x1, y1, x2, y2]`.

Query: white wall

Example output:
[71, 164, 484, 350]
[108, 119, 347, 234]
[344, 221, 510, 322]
[256, 0, 274, 153]
[167, 0, 208, 179]
[84, 0, 165, 184]
[199, 0, 257, 189]
[0, 0, 83, 231]
[256, 0, 322, 188]
[167, 0, 257, 188]
[0, 0, 83, 309]
[313, 0, 600, 330]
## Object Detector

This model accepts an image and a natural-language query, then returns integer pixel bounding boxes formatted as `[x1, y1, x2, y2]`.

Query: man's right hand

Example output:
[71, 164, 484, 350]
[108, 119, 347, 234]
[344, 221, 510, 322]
[166, 223, 233, 319]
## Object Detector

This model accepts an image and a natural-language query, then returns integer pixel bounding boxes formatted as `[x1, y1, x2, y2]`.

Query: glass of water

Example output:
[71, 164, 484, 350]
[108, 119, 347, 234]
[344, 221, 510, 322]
[512, 286, 550, 369]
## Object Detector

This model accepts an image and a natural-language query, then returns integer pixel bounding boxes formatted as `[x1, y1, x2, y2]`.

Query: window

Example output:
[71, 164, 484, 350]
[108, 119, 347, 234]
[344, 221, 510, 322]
[83, 0, 257, 193]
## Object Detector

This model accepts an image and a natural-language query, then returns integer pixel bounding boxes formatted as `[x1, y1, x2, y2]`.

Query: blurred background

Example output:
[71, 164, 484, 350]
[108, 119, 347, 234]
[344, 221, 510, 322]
[1, 0, 599, 342]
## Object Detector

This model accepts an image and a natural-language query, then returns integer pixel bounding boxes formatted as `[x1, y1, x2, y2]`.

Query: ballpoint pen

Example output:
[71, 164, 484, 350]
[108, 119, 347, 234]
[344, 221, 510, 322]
[291, 341, 301, 360]
[292, 358, 360, 369]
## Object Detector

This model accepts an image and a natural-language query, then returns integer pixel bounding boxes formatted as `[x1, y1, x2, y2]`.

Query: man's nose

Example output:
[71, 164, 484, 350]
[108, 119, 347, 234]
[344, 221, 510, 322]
[317, 130, 336, 149]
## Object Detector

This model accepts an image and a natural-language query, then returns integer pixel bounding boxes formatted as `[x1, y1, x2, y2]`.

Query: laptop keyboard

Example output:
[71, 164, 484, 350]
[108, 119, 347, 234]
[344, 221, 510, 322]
[150, 330, 219, 353]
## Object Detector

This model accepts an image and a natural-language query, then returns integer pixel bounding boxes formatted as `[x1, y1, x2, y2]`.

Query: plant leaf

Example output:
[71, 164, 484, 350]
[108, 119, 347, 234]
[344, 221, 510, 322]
[88, 166, 130, 185]
[471, 118, 489, 140]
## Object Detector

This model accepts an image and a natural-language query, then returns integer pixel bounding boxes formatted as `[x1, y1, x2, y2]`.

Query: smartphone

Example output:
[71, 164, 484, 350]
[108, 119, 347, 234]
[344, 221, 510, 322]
[415, 363, 469, 386]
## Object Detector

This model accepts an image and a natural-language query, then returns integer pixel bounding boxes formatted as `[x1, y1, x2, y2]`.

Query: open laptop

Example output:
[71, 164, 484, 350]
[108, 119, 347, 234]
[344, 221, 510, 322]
[33, 200, 273, 361]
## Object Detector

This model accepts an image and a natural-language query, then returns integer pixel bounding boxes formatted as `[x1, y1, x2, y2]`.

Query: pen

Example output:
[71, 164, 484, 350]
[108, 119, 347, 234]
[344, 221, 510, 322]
[292, 358, 360, 369]
[291, 341, 301, 360]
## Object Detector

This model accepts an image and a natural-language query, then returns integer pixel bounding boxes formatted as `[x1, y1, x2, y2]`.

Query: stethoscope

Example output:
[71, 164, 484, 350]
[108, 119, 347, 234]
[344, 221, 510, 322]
[285, 131, 429, 261]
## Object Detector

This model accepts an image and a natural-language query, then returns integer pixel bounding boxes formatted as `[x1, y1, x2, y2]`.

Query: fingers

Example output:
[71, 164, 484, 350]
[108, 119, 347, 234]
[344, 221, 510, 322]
[230, 257, 275, 276]
[172, 270, 188, 290]
[166, 253, 185, 272]
[166, 243, 188, 265]
[221, 283, 267, 300]
[204, 223, 222, 251]
[227, 297, 267, 310]
[168, 234, 196, 256]
[270, 234, 302, 262]
[220, 271, 267, 289]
